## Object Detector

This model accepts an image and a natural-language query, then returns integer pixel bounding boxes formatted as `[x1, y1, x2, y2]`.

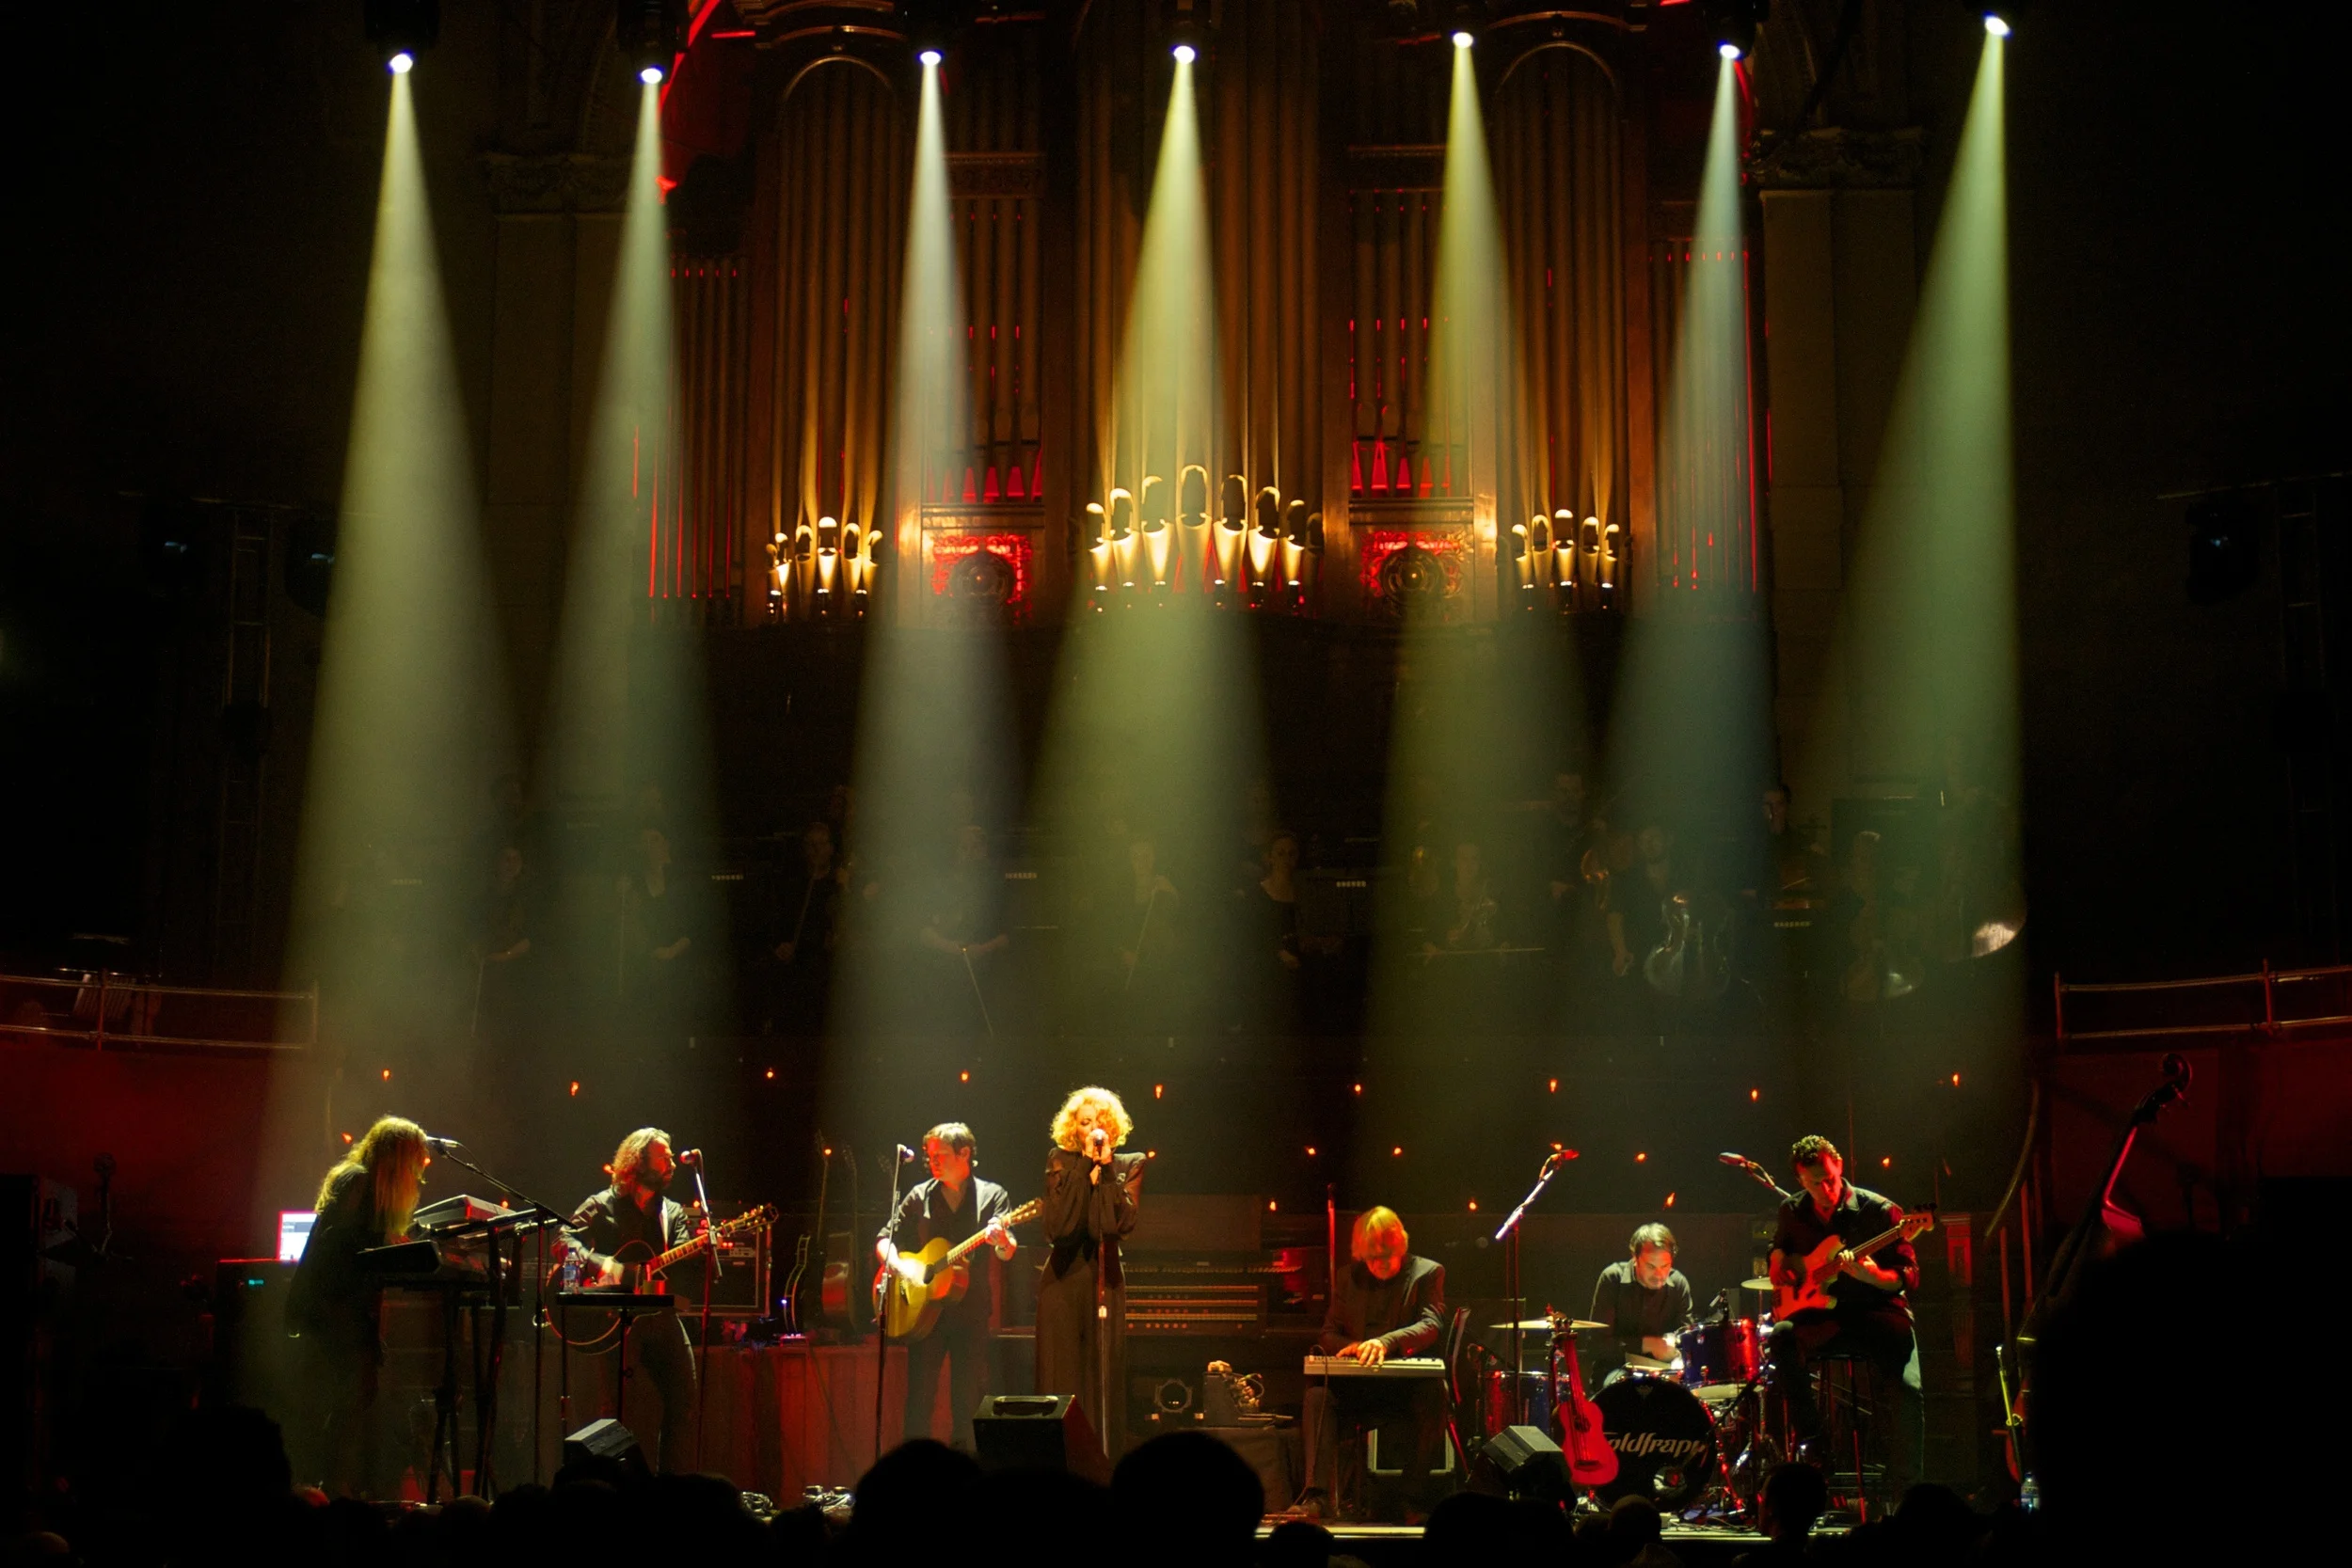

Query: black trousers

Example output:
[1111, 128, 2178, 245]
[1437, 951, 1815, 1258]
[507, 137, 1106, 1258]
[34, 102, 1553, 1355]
[1302, 1382, 1448, 1520]
[1766, 1308, 1922, 1490]
[902, 1304, 991, 1450]
[606, 1311, 697, 1473]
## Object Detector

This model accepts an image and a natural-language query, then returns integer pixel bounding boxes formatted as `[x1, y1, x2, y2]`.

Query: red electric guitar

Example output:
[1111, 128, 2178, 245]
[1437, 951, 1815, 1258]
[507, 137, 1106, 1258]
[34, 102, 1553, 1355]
[1771, 1207, 1936, 1322]
[1546, 1308, 1620, 1487]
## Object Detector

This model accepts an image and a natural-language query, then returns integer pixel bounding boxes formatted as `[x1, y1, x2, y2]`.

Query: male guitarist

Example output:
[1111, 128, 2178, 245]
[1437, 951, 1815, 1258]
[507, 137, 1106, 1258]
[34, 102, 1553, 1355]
[1765, 1135, 1924, 1498]
[876, 1122, 1016, 1449]
[567, 1127, 706, 1472]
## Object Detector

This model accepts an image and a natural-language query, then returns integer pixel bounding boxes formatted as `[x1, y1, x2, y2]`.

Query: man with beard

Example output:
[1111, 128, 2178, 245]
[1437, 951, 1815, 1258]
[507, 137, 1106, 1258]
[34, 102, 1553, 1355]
[567, 1128, 706, 1470]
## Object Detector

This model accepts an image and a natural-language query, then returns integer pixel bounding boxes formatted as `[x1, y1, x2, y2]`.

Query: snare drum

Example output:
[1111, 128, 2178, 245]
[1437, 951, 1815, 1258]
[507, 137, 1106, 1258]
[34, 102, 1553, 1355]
[1674, 1318, 1761, 1400]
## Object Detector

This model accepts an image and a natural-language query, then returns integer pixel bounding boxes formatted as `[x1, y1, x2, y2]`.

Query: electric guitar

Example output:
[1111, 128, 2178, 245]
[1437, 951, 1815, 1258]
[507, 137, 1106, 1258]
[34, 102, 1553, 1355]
[1545, 1308, 1619, 1487]
[872, 1198, 1040, 1339]
[1771, 1206, 1936, 1322]
[564, 1205, 777, 1293]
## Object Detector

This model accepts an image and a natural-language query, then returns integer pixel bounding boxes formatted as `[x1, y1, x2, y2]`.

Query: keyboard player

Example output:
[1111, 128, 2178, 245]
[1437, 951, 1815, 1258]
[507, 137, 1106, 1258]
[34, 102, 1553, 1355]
[1298, 1206, 1448, 1521]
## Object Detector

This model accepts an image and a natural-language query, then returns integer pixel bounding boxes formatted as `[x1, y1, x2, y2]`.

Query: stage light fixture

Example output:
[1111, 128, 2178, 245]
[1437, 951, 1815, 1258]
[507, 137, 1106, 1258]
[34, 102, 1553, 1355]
[1984, 14, 2010, 37]
[1709, 0, 1768, 61]
[905, 0, 956, 65]
[1172, 42, 1196, 64]
[365, 0, 439, 71]
[616, 0, 681, 87]
[1452, 29, 1474, 48]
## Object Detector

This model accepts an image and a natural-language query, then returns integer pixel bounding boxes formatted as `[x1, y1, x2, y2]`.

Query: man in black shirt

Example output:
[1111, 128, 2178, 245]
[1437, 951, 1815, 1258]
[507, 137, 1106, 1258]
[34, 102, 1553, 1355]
[1589, 1221, 1694, 1385]
[1765, 1135, 1924, 1496]
[567, 1128, 706, 1472]
[877, 1122, 1015, 1449]
[1300, 1207, 1449, 1521]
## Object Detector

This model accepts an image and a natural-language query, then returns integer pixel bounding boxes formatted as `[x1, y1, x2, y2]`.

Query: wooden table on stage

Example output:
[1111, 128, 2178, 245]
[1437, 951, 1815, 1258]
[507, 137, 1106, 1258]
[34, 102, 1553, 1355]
[693, 1340, 954, 1499]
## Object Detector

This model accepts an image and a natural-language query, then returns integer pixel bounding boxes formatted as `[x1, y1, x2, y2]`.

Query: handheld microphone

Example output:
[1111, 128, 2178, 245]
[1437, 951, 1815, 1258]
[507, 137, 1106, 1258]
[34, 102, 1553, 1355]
[425, 1136, 464, 1154]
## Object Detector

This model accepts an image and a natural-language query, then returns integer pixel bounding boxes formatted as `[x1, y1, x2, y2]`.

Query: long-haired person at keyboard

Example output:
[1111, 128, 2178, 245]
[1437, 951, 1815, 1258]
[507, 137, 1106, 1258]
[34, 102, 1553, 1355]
[1297, 1206, 1448, 1521]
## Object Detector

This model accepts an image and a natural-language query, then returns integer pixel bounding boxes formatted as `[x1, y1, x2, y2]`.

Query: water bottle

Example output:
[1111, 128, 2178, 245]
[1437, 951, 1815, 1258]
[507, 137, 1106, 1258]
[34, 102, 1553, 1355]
[560, 1242, 580, 1292]
[2019, 1474, 2040, 1513]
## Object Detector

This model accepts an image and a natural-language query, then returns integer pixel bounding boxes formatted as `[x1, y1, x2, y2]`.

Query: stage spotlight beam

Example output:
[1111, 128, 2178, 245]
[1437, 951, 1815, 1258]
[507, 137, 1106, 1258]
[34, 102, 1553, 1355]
[1984, 14, 2011, 38]
[1452, 30, 1474, 49]
[1172, 42, 1196, 64]
[388, 51, 415, 74]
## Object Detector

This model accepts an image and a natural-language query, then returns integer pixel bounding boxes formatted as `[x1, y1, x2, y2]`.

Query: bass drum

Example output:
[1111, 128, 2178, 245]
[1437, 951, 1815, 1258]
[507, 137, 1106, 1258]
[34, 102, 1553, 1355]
[1594, 1373, 1719, 1512]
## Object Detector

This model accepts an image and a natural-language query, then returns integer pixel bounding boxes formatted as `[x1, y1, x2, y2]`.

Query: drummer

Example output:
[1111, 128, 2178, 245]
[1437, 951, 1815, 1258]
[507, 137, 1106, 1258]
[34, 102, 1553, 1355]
[1587, 1222, 1694, 1386]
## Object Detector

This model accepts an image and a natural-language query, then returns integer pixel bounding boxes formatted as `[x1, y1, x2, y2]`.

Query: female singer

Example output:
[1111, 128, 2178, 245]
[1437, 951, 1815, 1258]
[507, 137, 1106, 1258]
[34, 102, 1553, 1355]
[284, 1115, 429, 1496]
[1034, 1085, 1145, 1451]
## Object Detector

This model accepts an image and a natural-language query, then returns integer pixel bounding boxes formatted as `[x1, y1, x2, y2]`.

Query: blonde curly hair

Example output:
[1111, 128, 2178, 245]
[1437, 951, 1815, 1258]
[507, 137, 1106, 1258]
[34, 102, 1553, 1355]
[317, 1116, 428, 1240]
[1051, 1086, 1134, 1152]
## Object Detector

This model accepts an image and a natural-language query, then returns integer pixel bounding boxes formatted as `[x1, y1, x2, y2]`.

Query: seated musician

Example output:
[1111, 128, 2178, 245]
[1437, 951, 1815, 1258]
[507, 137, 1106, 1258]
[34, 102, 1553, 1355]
[1765, 1136, 1923, 1496]
[1298, 1207, 1448, 1522]
[1588, 1221, 1694, 1386]
[566, 1128, 705, 1473]
[876, 1122, 1016, 1450]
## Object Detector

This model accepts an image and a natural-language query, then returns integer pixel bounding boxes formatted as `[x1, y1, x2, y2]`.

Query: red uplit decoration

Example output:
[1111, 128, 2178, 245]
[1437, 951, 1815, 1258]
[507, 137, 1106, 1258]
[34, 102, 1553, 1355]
[659, 2, 756, 190]
[928, 531, 1035, 622]
[1359, 529, 1468, 601]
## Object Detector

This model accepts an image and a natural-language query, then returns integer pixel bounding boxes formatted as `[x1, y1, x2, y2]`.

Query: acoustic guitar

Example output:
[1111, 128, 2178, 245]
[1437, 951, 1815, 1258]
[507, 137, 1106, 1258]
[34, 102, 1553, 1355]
[872, 1198, 1040, 1340]
[1771, 1207, 1936, 1322]
[1546, 1307, 1619, 1487]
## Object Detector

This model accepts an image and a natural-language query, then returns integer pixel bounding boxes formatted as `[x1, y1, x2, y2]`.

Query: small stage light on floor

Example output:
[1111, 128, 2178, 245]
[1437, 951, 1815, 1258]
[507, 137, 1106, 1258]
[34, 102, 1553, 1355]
[364, 0, 438, 71]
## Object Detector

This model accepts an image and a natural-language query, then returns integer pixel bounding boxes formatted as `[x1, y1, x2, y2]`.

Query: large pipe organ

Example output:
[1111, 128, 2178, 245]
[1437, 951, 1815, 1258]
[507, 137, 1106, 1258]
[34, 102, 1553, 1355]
[647, 0, 1751, 626]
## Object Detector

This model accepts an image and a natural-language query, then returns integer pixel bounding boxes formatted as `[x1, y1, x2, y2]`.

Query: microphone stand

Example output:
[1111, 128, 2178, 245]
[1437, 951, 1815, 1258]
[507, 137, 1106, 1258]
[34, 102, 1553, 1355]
[874, 1145, 914, 1463]
[426, 1148, 566, 1488]
[1492, 1153, 1569, 1427]
[687, 1154, 722, 1471]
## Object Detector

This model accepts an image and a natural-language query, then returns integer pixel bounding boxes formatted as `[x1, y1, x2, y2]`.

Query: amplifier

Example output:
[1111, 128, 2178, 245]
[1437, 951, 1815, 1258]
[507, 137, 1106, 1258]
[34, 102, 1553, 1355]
[1126, 1284, 1262, 1335]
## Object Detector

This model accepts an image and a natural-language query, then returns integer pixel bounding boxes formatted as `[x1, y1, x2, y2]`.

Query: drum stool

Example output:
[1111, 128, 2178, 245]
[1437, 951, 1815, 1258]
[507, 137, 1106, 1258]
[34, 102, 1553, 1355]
[1807, 1354, 1888, 1521]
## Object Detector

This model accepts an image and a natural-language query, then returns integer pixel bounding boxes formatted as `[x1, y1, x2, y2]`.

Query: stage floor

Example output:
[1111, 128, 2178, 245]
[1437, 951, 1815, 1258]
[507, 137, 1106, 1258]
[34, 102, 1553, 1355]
[1257, 1520, 1773, 1565]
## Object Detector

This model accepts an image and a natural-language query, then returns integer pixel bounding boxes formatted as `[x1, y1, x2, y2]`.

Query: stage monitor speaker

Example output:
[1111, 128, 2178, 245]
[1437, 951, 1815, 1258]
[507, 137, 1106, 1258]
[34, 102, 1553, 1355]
[971, 1394, 1110, 1485]
[1471, 1423, 1570, 1503]
[563, 1418, 650, 1481]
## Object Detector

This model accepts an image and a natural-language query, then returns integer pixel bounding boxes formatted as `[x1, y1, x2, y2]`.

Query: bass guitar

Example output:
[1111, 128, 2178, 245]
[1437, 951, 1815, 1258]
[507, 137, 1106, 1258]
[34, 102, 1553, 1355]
[1771, 1207, 1936, 1322]
[1546, 1308, 1619, 1488]
[872, 1198, 1040, 1339]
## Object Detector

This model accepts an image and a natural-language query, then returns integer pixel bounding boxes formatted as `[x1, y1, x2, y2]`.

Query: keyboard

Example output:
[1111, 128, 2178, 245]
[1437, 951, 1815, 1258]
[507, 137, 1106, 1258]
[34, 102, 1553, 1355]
[1302, 1355, 1445, 1378]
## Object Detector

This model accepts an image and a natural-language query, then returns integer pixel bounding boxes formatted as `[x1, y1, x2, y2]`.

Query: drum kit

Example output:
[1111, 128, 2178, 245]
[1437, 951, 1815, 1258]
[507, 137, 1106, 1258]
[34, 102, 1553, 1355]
[1472, 1279, 1787, 1521]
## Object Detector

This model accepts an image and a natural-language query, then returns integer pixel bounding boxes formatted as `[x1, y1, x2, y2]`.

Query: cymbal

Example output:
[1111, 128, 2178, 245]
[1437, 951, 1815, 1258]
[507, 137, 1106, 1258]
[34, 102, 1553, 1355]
[1486, 1319, 1606, 1332]
[1742, 1278, 1775, 1292]
[1623, 1354, 1677, 1371]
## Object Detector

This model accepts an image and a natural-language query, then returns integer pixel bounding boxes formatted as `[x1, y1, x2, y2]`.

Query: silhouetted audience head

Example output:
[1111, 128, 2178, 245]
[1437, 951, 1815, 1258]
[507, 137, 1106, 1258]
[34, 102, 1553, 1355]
[1112, 1432, 1264, 1565]
[1423, 1491, 1571, 1565]
[1759, 1461, 1827, 1543]
[847, 1440, 980, 1553]
[1263, 1517, 1335, 1568]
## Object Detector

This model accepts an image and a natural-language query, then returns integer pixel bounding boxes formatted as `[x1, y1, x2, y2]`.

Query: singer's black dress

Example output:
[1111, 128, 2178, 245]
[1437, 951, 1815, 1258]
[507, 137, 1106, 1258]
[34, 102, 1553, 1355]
[1034, 1147, 1144, 1450]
